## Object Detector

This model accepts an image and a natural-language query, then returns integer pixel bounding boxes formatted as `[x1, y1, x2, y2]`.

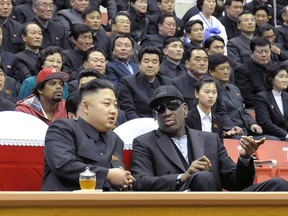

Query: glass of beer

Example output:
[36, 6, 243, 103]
[79, 167, 96, 190]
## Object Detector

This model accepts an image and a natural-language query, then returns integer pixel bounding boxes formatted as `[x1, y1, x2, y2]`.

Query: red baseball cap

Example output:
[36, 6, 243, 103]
[36, 68, 70, 84]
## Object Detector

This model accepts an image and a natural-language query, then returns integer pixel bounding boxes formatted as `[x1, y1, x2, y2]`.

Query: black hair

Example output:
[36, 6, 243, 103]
[82, 6, 101, 20]
[253, 5, 270, 16]
[184, 19, 203, 34]
[237, 10, 254, 24]
[204, 35, 225, 49]
[111, 11, 131, 25]
[265, 62, 288, 90]
[184, 47, 208, 62]
[163, 36, 182, 48]
[20, 22, 41, 36]
[70, 23, 93, 40]
[224, 0, 243, 6]
[250, 37, 271, 52]
[208, 53, 229, 72]
[195, 77, 217, 92]
[65, 90, 80, 115]
[256, 23, 275, 37]
[157, 13, 175, 25]
[112, 34, 134, 50]
[77, 69, 103, 85]
[197, 0, 217, 11]
[79, 79, 115, 101]
[138, 46, 162, 63]
[83, 48, 107, 62]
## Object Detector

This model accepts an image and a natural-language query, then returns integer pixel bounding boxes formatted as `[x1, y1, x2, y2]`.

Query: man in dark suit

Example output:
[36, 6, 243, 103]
[106, 35, 139, 88]
[227, 11, 256, 70]
[32, 0, 68, 49]
[141, 13, 176, 53]
[234, 37, 271, 109]
[219, 0, 243, 40]
[42, 79, 135, 191]
[0, 0, 23, 53]
[275, 6, 288, 51]
[117, 46, 172, 120]
[130, 84, 288, 191]
[159, 36, 186, 79]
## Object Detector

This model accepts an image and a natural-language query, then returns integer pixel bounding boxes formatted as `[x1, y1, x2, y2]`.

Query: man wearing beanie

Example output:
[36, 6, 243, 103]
[15, 68, 69, 125]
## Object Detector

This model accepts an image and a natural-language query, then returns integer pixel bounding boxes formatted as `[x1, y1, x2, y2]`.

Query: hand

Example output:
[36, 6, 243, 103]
[271, 44, 281, 55]
[239, 136, 266, 158]
[250, 124, 263, 134]
[181, 156, 211, 182]
[223, 126, 244, 137]
[107, 168, 135, 190]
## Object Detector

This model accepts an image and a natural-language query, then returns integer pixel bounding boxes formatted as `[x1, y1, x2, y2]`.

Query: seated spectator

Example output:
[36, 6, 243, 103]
[0, 63, 20, 106]
[275, 6, 288, 51]
[106, 35, 139, 89]
[16, 22, 43, 83]
[209, 53, 278, 140]
[147, 0, 184, 37]
[0, 24, 19, 81]
[183, 19, 205, 52]
[65, 89, 80, 120]
[227, 11, 256, 70]
[89, 0, 117, 24]
[159, 36, 186, 79]
[42, 79, 135, 191]
[253, 5, 271, 33]
[32, 0, 68, 49]
[0, 0, 23, 53]
[14, 0, 57, 24]
[116, 0, 129, 12]
[18, 46, 69, 100]
[67, 48, 107, 93]
[111, 11, 141, 63]
[126, 0, 149, 43]
[16, 68, 69, 125]
[186, 78, 223, 139]
[57, 0, 89, 35]
[234, 37, 271, 109]
[254, 62, 288, 141]
[82, 7, 112, 58]
[190, 0, 228, 49]
[219, 0, 243, 40]
[257, 24, 288, 63]
[117, 46, 172, 120]
[62, 24, 93, 79]
[130, 84, 288, 191]
[141, 13, 176, 53]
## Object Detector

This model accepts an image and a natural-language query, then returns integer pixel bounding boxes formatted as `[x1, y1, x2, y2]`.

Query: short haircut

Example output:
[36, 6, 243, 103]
[184, 47, 208, 62]
[138, 46, 162, 63]
[163, 36, 182, 48]
[197, 0, 217, 11]
[0, 63, 5, 74]
[20, 22, 41, 36]
[157, 13, 175, 26]
[250, 37, 271, 52]
[184, 19, 203, 34]
[36, 46, 64, 73]
[280, 5, 288, 16]
[77, 69, 103, 85]
[70, 23, 92, 39]
[195, 77, 217, 92]
[224, 0, 243, 6]
[111, 11, 131, 25]
[79, 79, 115, 101]
[82, 7, 101, 20]
[204, 35, 225, 49]
[65, 90, 80, 115]
[112, 34, 134, 50]
[208, 53, 229, 72]
[84, 48, 107, 62]
[265, 62, 288, 89]
[237, 10, 254, 24]
[253, 5, 270, 16]
[256, 23, 275, 37]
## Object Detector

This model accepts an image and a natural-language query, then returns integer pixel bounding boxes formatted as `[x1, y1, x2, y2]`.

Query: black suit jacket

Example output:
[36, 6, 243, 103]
[1, 51, 19, 81]
[254, 90, 288, 140]
[158, 59, 186, 79]
[186, 107, 223, 139]
[42, 118, 125, 191]
[130, 127, 254, 191]
[219, 15, 241, 40]
[117, 72, 172, 120]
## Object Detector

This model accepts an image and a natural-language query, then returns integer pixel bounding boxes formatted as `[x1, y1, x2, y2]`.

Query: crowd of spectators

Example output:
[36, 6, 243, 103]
[1, 0, 288, 142]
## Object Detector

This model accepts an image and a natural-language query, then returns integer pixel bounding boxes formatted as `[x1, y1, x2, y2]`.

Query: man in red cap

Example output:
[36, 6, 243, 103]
[15, 68, 70, 125]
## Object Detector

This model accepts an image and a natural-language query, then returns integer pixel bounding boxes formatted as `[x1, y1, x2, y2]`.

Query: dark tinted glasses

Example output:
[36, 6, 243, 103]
[154, 99, 183, 114]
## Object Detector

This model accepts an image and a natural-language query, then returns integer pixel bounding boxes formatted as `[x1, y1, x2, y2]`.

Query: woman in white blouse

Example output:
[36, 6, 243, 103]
[254, 62, 288, 141]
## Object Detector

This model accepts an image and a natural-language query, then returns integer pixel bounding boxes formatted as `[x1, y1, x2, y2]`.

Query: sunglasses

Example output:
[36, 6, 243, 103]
[154, 100, 183, 114]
